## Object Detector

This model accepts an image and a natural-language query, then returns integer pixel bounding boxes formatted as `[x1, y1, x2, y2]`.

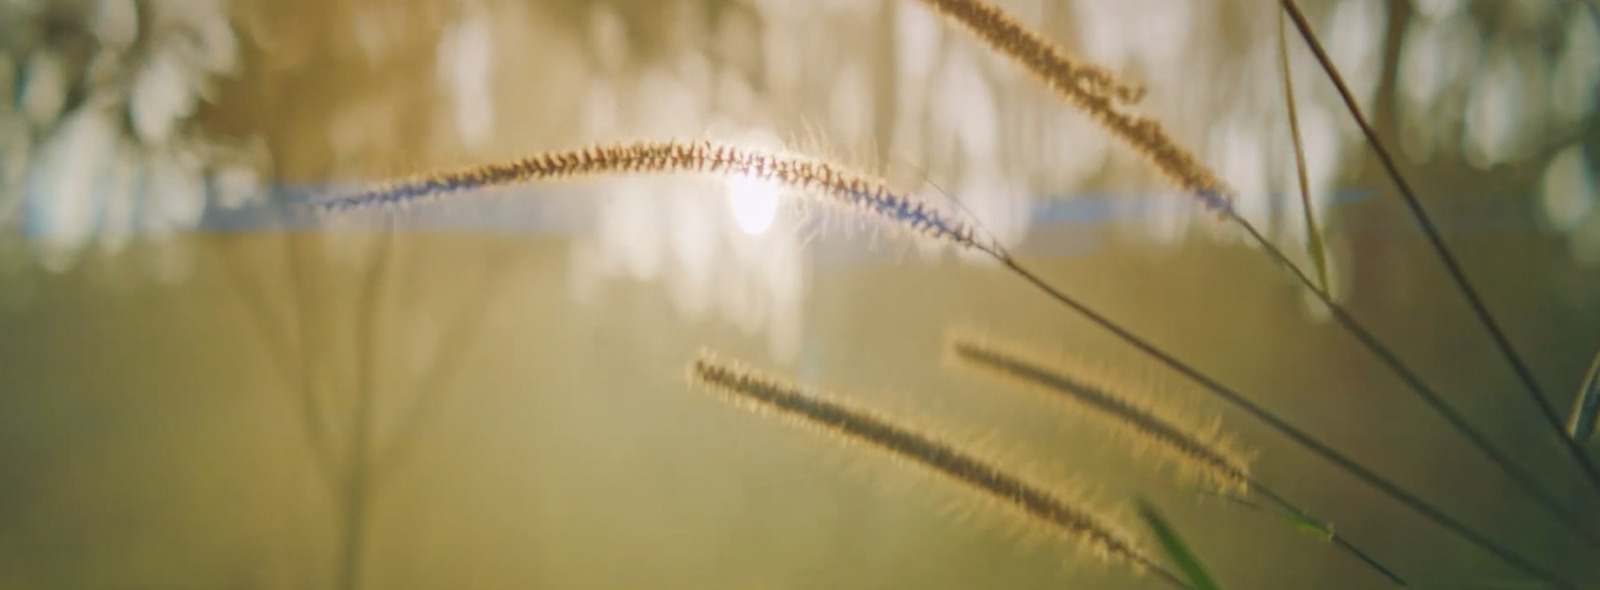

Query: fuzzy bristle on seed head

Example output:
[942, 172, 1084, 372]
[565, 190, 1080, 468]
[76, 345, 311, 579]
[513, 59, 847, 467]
[910, 0, 1234, 215]
[912, 0, 1146, 106]
[313, 139, 1000, 256]
[944, 329, 1254, 495]
[688, 350, 1155, 573]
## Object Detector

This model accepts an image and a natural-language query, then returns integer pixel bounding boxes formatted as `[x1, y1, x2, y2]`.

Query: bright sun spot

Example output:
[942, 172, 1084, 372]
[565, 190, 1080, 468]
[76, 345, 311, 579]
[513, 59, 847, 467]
[727, 176, 781, 235]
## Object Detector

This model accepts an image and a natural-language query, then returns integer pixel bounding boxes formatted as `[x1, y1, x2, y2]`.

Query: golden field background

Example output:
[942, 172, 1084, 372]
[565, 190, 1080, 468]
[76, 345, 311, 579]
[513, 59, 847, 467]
[1, 1, 1599, 589]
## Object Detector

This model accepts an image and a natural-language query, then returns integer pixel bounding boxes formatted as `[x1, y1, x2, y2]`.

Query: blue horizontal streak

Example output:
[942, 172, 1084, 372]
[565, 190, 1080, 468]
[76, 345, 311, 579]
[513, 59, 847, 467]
[204, 185, 1390, 235]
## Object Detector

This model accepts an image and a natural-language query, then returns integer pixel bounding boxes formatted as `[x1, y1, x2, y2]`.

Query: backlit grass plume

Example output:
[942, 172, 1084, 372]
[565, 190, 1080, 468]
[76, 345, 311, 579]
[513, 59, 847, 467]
[945, 330, 1412, 587]
[687, 350, 1190, 588]
[313, 138, 999, 256]
[927, 3, 1600, 578]
[913, 0, 1233, 213]
[945, 330, 1253, 495]
[910, 0, 1146, 106]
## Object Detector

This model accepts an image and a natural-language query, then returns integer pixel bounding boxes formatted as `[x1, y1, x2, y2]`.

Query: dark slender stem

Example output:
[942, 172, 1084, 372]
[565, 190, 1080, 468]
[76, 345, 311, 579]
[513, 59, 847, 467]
[1279, 0, 1600, 503]
[1228, 211, 1600, 552]
[1248, 479, 1407, 587]
[957, 330, 1406, 584]
[1276, 4, 1328, 294]
[1159, 475, 1405, 586]
[998, 256, 1577, 590]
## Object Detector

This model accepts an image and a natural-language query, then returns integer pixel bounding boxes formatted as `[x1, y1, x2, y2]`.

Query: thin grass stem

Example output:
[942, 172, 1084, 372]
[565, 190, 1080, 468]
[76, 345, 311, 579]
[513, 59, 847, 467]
[1279, 0, 1600, 502]
[689, 352, 1191, 589]
[1227, 211, 1600, 553]
[1277, 4, 1330, 293]
[948, 333, 1404, 586]
[999, 257, 1579, 590]
[920, 0, 1600, 552]
[947, 334, 1252, 494]
[907, 0, 1234, 215]
[1247, 485, 1407, 587]
[322, 139, 1577, 585]
[1568, 349, 1600, 443]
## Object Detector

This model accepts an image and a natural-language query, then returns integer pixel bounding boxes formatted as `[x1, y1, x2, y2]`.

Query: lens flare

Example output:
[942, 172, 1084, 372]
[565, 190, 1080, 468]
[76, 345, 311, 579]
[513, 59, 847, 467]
[726, 175, 780, 235]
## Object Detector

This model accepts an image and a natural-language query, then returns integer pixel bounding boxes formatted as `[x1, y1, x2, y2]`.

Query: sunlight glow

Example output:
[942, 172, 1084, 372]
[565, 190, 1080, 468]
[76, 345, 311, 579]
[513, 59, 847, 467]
[727, 175, 780, 235]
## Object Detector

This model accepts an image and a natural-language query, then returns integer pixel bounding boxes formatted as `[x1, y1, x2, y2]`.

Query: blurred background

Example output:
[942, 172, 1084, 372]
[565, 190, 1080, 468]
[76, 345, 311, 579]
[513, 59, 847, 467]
[0, 0, 1598, 588]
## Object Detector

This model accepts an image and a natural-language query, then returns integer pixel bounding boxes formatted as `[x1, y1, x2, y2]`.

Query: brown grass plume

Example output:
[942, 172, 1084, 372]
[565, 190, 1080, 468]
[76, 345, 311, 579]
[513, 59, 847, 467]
[687, 350, 1172, 577]
[912, 0, 1146, 105]
[314, 138, 1000, 255]
[915, 0, 1235, 212]
[945, 329, 1254, 494]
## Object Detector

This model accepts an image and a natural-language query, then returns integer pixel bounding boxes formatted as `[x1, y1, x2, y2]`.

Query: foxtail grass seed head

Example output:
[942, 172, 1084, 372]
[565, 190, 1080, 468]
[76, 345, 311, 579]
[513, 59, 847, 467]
[946, 331, 1253, 495]
[688, 350, 1155, 572]
[914, 0, 1235, 215]
[913, 0, 1146, 106]
[314, 139, 1001, 256]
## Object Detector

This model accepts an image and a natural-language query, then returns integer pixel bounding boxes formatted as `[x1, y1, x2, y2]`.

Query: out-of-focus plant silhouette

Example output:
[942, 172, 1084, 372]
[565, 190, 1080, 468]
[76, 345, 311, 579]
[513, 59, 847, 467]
[3, 0, 1598, 589]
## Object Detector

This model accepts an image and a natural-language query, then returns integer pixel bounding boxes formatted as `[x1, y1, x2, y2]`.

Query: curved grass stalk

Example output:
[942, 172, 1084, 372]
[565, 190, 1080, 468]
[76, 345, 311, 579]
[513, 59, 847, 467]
[997, 259, 1578, 589]
[1569, 349, 1600, 443]
[908, 0, 1233, 215]
[1138, 500, 1225, 590]
[315, 139, 997, 257]
[1277, 4, 1330, 294]
[908, 0, 1147, 106]
[313, 134, 1577, 586]
[946, 332, 1406, 586]
[1150, 476, 1405, 588]
[1224, 203, 1600, 554]
[919, 0, 1600, 557]
[946, 333, 1254, 495]
[688, 351, 1191, 589]
[1278, 0, 1600, 502]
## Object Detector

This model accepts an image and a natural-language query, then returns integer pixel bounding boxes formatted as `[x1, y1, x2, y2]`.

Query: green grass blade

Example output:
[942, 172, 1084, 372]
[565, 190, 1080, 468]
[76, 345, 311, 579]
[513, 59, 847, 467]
[1567, 348, 1600, 442]
[1151, 478, 1333, 542]
[1282, 512, 1335, 541]
[1138, 499, 1224, 590]
[1278, 3, 1331, 295]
